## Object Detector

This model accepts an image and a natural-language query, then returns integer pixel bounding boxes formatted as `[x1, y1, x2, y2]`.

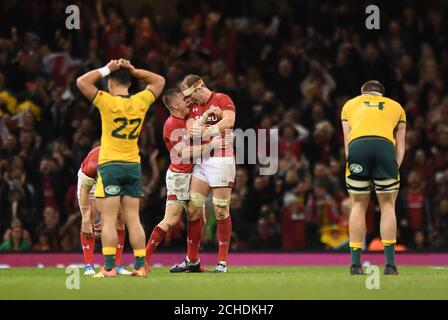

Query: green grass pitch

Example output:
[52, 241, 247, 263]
[0, 266, 447, 300]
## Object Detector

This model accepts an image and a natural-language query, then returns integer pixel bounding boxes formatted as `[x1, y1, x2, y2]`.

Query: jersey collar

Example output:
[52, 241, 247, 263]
[362, 92, 383, 96]
[171, 114, 185, 120]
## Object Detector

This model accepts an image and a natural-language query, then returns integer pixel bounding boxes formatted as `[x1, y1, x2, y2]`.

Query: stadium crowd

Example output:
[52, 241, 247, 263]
[0, 0, 447, 253]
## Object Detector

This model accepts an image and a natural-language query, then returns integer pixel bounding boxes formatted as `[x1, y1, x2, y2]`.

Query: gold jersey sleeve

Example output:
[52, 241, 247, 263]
[93, 89, 156, 164]
[341, 94, 406, 145]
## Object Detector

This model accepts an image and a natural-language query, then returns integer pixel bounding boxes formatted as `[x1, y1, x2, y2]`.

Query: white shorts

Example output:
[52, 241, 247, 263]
[166, 169, 192, 202]
[192, 156, 236, 188]
[77, 169, 96, 200]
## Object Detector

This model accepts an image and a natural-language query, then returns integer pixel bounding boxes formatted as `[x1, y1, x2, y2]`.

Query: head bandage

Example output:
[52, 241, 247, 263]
[182, 79, 204, 96]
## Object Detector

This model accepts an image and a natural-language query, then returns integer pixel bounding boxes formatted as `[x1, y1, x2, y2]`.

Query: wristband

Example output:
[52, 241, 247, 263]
[97, 66, 111, 77]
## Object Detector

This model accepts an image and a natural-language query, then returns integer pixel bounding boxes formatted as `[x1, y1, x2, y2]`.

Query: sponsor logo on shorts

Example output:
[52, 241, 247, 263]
[105, 185, 121, 195]
[350, 164, 363, 174]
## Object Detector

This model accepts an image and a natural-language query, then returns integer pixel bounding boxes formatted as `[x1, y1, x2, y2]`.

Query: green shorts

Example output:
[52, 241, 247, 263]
[94, 162, 143, 198]
[345, 136, 400, 194]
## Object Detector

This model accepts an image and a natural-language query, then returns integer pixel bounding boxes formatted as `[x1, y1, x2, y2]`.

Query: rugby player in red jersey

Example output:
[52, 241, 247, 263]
[77, 146, 130, 276]
[170, 75, 236, 273]
[145, 88, 228, 271]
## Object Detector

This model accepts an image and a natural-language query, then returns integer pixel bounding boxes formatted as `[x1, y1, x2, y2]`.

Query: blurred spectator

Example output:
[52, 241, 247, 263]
[32, 229, 51, 251]
[0, 168, 38, 233]
[2, 218, 31, 244]
[280, 185, 307, 249]
[399, 171, 431, 246]
[301, 60, 336, 103]
[59, 212, 80, 251]
[0, 225, 31, 251]
[431, 199, 448, 249]
[35, 206, 60, 250]
[249, 217, 281, 250]
[306, 183, 341, 248]
[34, 156, 65, 219]
[278, 124, 302, 161]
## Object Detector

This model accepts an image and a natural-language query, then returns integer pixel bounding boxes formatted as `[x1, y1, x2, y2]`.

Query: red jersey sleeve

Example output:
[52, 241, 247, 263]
[218, 94, 235, 112]
[81, 146, 100, 178]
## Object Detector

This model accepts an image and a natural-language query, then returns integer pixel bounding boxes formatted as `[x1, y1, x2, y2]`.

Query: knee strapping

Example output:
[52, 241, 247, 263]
[212, 197, 230, 208]
[166, 199, 188, 209]
[189, 192, 207, 207]
[80, 173, 95, 188]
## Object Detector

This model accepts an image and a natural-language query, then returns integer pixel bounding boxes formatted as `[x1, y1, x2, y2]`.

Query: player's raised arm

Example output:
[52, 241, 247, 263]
[120, 59, 165, 99]
[213, 109, 235, 132]
[394, 122, 406, 168]
[201, 94, 235, 138]
[191, 107, 235, 139]
[76, 60, 121, 101]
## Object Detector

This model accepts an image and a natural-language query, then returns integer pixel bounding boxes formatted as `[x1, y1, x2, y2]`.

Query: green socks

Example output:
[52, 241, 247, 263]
[103, 247, 116, 271]
[349, 242, 363, 265]
[351, 248, 362, 265]
[383, 243, 396, 266]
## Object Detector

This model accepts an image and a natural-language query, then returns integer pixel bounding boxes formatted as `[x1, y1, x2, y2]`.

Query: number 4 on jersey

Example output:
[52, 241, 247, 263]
[364, 101, 385, 110]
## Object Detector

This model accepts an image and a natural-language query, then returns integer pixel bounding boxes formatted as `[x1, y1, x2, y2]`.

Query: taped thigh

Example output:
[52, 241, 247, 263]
[373, 179, 400, 193]
[189, 191, 207, 207]
[346, 177, 371, 194]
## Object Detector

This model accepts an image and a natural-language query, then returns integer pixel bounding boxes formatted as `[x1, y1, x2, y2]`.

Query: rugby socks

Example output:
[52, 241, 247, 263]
[102, 247, 116, 271]
[187, 218, 203, 263]
[349, 242, 363, 265]
[200, 214, 205, 230]
[217, 216, 232, 263]
[382, 240, 396, 266]
[133, 249, 146, 269]
[145, 226, 166, 264]
[80, 230, 95, 265]
[115, 229, 125, 266]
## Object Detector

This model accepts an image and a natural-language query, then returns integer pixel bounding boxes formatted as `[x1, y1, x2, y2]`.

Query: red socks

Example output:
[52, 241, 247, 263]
[145, 226, 167, 264]
[217, 216, 232, 263]
[80, 231, 95, 265]
[187, 218, 203, 263]
[81, 229, 126, 266]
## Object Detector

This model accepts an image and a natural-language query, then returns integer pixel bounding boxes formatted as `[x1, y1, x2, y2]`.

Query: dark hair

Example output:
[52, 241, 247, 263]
[109, 68, 131, 86]
[162, 88, 181, 109]
[361, 80, 385, 95]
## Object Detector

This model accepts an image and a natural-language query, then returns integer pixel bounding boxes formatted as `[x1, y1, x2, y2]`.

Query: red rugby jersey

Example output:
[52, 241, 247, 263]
[187, 92, 235, 157]
[163, 115, 194, 173]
